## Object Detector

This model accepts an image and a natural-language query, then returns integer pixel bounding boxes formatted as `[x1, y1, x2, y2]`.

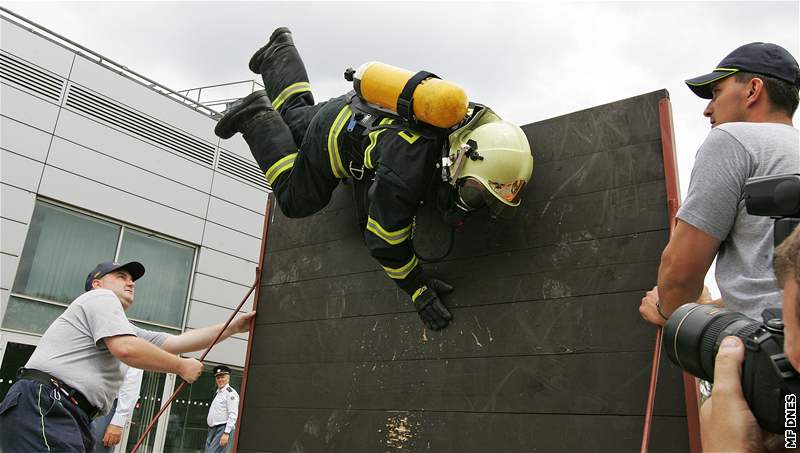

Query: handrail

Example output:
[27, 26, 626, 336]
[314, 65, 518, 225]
[0, 6, 232, 119]
[178, 80, 264, 110]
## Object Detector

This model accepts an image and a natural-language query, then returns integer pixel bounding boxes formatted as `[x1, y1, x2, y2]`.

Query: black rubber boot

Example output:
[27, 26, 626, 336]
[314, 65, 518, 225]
[248, 27, 293, 74]
[214, 90, 273, 139]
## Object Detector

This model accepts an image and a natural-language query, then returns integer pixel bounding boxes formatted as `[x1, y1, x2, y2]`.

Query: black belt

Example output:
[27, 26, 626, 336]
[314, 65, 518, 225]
[17, 368, 101, 419]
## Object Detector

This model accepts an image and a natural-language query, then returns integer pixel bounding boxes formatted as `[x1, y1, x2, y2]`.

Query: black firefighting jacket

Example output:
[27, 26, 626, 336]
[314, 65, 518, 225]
[341, 104, 444, 296]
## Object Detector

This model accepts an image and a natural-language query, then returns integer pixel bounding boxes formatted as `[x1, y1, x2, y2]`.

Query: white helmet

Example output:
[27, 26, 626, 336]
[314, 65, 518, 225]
[446, 106, 534, 218]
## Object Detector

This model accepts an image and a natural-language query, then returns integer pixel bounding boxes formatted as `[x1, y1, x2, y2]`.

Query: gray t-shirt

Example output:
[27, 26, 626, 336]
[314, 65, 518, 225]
[25, 288, 171, 414]
[677, 122, 799, 319]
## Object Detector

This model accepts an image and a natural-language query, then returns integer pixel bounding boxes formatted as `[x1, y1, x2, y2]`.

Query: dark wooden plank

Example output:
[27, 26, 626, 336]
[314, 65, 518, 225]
[238, 409, 686, 453]
[522, 89, 667, 164]
[529, 139, 664, 202]
[242, 350, 685, 416]
[255, 259, 661, 329]
[251, 290, 659, 364]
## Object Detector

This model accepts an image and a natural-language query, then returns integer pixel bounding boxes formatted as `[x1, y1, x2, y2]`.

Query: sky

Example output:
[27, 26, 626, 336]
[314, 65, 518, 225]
[3, 1, 799, 297]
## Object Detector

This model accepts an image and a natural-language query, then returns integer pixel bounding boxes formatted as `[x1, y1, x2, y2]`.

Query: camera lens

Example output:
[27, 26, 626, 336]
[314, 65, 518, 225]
[663, 303, 762, 381]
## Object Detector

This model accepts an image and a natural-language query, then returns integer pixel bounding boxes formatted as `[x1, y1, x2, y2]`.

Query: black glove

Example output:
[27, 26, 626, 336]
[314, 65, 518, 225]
[412, 278, 454, 331]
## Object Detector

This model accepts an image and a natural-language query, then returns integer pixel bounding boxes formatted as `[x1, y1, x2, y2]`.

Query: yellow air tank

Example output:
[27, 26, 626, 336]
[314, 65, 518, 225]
[352, 62, 469, 129]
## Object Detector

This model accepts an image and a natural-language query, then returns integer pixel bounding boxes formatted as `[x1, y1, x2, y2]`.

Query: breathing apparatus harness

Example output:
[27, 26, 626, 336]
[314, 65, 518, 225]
[341, 68, 489, 262]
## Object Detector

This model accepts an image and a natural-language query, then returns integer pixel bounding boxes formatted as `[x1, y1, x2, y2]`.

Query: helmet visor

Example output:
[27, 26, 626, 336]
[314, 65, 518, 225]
[458, 177, 521, 219]
[457, 177, 489, 210]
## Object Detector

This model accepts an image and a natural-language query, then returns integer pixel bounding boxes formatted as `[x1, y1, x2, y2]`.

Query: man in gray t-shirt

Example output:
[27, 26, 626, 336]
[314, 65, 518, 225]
[0, 261, 255, 452]
[639, 42, 800, 326]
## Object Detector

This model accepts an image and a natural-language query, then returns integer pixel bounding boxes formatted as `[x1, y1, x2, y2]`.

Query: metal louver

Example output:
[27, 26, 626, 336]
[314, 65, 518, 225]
[0, 50, 65, 102]
[218, 150, 268, 190]
[65, 84, 216, 166]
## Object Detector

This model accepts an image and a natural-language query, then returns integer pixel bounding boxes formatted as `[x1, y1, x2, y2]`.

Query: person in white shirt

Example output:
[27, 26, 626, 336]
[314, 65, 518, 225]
[205, 365, 239, 453]
[91, 366, 143, 452]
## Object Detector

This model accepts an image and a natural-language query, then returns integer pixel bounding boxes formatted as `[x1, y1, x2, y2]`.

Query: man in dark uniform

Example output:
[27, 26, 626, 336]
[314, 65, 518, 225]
[215, 28, 533, 331]
[204, 365, 239, 453]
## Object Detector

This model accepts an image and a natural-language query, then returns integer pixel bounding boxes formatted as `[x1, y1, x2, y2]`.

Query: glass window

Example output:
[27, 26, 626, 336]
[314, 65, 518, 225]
[124, 370, 167, 453]
[11, 202, 120, 303]
[0, 342, 36, 400]
[119, 229, 194, 329]
[4, 200, 196, 335]
[1, 296, 65, 333]
[163, 364, 243, 453]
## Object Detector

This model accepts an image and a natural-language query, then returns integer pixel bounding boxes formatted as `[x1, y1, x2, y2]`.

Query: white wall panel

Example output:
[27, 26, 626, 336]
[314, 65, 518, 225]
[0, 183, 36, 224]
[0, 219, 27, 256]
[206, 196, 264, 238]
[0, 116, 52, 162]
[185, 333, 247, 367]
[1, 150, 44, 192]
[54, 109, 214, 192]
[68, 57, 219, 143]
[191, 273, 255, 311]
[1, 253, 19, 291]
[201, 222, 261, 263]
[185, 300, 249, 341]
[0, 83, 61, 133]
[0, 288, 8, 320]
[196, 247, 257, 287]
[47, 138, 209, 218]
[209, 173, 268, 215]
[0, 18, 75, 78]
[218, 141, 256, 163]
[38, 166, 205, 244]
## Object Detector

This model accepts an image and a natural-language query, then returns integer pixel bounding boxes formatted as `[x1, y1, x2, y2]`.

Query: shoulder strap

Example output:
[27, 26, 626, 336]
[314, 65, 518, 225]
[346, 91, 450, 140]
[396, 71, 438, 126]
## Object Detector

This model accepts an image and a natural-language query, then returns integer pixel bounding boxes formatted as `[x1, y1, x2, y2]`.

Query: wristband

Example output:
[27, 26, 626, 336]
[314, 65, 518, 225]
[655, 300, 669, 321]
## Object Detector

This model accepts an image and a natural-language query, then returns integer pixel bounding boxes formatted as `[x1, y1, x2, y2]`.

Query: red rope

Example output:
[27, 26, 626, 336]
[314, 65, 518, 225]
[130, 269, 259, 453]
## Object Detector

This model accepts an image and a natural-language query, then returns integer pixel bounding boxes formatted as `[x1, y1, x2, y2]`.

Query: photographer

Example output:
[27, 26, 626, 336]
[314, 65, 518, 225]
[640, 42, 800, 326]
[701, 224, 800, 452]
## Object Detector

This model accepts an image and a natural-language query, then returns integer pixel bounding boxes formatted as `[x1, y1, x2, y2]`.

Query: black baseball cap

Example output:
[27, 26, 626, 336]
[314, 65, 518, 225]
[84, 261, 145, 291]
[214, 365, 231, 376]
[686, 42, 800, 99]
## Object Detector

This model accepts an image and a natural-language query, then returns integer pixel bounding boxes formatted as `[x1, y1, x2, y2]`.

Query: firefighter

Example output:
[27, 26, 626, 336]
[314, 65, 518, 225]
[215, 27, 533, 331]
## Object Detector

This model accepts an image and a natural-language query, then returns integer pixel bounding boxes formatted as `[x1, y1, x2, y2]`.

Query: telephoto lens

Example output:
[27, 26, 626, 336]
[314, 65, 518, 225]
[663, 303, 796, 433]
[663, 303, 762, 381]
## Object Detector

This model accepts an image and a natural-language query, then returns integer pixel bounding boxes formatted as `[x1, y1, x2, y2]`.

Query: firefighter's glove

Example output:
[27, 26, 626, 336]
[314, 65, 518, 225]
[412, 278, 454, 331]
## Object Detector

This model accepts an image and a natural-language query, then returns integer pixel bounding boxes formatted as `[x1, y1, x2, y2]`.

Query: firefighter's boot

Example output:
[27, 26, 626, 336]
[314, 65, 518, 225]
[248, 27, 293, 74]
[214, 90, 274, 139]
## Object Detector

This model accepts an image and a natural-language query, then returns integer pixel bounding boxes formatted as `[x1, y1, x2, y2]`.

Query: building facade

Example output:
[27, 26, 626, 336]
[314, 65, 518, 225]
[0, 10, 265, 452]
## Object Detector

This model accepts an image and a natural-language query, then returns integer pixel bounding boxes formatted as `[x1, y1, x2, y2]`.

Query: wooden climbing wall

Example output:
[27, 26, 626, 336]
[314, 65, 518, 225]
[237, 89, 689, 452]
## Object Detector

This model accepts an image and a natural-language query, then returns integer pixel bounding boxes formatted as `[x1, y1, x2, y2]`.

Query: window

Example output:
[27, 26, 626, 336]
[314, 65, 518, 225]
[163, 364, 243, 452]
[3, 200, 196, 335]
[0, 342, 36, 400]
[119, 229, 194, 329]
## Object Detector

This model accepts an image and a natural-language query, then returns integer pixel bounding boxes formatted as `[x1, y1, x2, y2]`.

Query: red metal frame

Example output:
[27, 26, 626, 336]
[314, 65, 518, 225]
[232, 195, 273, 452]
[640, 97, 701, 453]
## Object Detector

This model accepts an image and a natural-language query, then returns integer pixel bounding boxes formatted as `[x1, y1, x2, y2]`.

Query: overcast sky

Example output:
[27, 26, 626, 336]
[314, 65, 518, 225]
[3, 1, 799, 296]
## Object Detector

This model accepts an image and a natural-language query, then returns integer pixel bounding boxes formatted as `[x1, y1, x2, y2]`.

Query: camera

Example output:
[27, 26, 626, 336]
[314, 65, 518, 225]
[664, 303, 796, 433]
[663, 174, 800, 433]
[744, 173, 800, 245]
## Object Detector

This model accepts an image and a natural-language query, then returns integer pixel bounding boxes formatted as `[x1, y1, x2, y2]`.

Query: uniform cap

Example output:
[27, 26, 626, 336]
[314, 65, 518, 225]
[214, 365, 231, 376]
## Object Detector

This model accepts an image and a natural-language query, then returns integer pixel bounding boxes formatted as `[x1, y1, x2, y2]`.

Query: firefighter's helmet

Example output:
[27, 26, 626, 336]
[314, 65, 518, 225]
[447, 107, 533, 218]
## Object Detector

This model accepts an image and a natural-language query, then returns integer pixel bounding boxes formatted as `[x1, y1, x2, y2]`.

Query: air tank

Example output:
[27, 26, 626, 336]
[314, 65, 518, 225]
[352, 62, 468, 128]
